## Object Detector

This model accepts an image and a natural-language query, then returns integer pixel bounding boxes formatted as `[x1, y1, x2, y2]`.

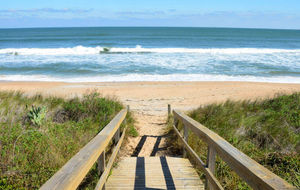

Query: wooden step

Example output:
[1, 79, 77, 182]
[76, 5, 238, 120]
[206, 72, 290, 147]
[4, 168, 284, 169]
[105, 157, 204, 190]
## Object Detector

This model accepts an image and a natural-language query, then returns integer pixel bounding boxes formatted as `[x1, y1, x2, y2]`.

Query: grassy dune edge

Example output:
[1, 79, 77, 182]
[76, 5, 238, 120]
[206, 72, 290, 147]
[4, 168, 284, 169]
[169, 93, 299, 189]
[0, 91, 136, 189]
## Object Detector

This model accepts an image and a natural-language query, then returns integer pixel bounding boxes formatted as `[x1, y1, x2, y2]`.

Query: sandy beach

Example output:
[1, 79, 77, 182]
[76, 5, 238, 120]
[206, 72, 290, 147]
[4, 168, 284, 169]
[1, 81, 300, 156]
[1, 81, 300, 112]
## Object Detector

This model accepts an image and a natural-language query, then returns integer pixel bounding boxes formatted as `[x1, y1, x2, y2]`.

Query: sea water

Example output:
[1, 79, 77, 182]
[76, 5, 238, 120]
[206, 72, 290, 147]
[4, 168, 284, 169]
[0, 27, 300, 83]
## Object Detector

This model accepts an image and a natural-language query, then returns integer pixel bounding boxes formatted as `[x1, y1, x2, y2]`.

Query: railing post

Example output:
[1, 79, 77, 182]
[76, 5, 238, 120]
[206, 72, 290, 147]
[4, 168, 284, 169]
[97, 152, 106, 175]
[127, 105, 130, 112]
[168, 104, 171, 116]
[183, 125, 189, 158]
[113, 128, 120, 144]
[97, 152, 106, 189]
[205, 146, 216, 190]
[174, 115, 178, 128]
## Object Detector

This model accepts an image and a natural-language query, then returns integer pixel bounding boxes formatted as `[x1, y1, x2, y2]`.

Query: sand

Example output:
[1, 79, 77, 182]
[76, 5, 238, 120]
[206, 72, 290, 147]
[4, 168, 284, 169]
[1, 81, 300, 157]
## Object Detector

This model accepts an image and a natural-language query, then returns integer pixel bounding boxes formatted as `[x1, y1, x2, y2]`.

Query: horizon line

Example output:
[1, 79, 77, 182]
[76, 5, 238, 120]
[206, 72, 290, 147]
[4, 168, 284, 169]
[0, 26, 299, 31]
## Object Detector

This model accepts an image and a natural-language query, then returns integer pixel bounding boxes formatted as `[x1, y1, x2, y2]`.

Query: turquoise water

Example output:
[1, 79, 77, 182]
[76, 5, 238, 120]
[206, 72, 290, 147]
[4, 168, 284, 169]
[0, 27, 300, 82]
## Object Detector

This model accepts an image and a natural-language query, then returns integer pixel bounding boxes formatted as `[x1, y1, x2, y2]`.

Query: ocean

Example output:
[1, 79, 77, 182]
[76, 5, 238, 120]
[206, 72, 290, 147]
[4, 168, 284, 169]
[0, 27, 300, 83]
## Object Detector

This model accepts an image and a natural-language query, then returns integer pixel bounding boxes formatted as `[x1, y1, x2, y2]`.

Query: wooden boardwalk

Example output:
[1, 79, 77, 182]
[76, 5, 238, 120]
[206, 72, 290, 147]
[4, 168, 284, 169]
[41, 107, 296, 190]
[106, 157, 204, 190]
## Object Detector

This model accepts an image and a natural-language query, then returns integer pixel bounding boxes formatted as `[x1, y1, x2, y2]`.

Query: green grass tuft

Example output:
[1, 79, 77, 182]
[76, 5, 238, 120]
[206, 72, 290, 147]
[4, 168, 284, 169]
[125, 111, 139, 137]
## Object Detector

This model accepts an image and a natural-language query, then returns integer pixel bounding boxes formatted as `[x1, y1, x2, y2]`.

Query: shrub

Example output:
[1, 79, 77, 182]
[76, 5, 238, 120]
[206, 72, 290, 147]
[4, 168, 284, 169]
[26, 106, 47, 127]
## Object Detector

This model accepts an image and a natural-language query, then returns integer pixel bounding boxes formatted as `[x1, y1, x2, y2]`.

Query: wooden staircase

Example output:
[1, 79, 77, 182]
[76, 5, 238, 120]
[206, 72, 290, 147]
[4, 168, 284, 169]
[106, 157, 204, 190]
[40, 107, 297, 190]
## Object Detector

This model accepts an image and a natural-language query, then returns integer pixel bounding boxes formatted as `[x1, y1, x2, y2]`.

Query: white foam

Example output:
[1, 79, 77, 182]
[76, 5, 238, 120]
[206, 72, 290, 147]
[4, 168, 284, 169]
[1, 74, 300, 83]
[1, 45, 300, 55]
[0, 46, 102, 55]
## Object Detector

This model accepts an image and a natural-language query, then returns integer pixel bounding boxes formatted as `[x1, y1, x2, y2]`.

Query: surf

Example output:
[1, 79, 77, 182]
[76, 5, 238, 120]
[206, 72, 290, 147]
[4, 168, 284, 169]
[1, 45, 300, 56]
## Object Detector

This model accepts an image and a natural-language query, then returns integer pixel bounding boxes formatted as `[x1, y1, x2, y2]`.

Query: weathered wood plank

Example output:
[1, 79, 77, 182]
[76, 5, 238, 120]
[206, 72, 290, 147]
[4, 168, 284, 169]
[40, 109, 127, 190]
[97, 152, 105, 175]
[183, 125, 189, 158]
[173, 110, 296, 190]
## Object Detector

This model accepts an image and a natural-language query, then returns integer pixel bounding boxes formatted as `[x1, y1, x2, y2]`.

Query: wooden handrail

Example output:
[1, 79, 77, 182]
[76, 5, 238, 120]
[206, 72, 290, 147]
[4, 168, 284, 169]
[173, 109, 296, 190]
[94, 122, 126, 190]
[172, 124, 224, 190]
[40, 108, 128, 190]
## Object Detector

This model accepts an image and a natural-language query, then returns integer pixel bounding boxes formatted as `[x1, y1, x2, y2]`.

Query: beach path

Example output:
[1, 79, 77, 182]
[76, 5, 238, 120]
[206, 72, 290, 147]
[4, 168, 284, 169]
[120, 104, 172, 157]
[1, 81, 300, 189]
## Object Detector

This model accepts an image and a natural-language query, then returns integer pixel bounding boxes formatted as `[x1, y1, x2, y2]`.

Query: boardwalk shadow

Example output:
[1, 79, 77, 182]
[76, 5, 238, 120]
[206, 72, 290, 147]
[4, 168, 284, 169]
[134, 157, 176, 190]
[132, 136, 147, 157]
[131, 135, 167, 157]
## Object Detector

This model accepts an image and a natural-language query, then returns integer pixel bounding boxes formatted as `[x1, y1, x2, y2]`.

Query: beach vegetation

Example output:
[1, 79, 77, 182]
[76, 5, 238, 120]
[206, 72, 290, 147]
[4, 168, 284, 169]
[168, 93, 300, 189]
[0, 91, 136, 189]
[26, 106, 47, 127]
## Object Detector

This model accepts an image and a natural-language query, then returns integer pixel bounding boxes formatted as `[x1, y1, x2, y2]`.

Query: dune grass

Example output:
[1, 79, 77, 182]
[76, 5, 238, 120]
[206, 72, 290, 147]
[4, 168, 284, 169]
[0, 91, 137, 189]
[169, 93, 299, 189]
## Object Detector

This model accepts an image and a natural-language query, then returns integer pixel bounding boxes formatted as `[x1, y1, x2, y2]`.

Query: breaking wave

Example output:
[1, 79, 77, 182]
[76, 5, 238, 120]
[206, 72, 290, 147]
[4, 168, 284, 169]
[1, 45, 300, 55]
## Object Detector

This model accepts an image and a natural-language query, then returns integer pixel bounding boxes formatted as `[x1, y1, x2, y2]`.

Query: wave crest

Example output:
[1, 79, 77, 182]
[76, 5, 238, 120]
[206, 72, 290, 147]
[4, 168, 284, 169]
[1, 45, 300, 56]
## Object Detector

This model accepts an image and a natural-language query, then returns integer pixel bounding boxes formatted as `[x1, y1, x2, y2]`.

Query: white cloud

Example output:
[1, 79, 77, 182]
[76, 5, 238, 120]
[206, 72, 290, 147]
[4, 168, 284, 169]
[0, 8, 93, 19]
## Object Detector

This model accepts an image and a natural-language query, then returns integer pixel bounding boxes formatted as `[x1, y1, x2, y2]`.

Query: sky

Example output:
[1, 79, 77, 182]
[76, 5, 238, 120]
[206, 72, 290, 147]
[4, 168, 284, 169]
[1, 0, 300, 29]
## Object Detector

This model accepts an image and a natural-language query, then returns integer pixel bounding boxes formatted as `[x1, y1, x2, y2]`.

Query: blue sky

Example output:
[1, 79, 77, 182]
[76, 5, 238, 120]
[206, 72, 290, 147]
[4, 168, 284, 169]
[1, 0, 300, 29]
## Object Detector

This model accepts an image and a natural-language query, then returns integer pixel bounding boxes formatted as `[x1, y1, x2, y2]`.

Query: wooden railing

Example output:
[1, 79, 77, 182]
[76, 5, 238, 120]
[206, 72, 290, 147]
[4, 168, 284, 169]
[40, 107, 128, 190]
[172, 109, 296, 190]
